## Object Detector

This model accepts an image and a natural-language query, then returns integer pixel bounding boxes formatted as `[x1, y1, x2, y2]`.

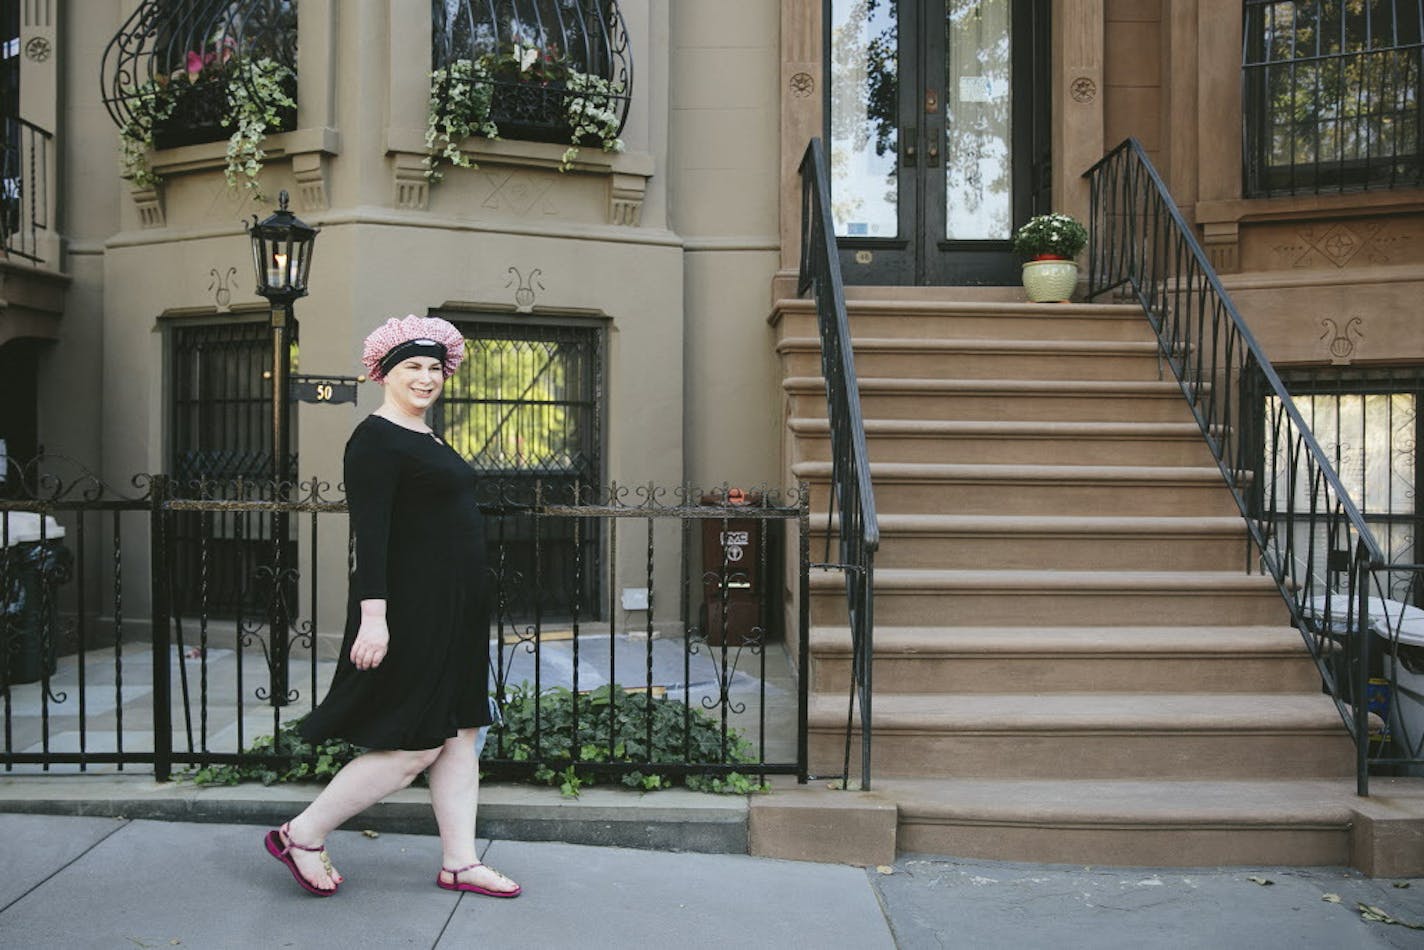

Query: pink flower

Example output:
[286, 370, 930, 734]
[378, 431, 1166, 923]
[185, 50, 205, 81]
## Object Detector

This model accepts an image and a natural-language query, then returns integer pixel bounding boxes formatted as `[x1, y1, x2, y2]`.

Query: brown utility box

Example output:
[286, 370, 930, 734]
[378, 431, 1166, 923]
[699, 491, 765, 646]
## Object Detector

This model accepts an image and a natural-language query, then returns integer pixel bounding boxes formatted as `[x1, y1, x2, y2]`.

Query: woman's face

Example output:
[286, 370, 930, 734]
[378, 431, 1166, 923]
[382, 356, 445, 415]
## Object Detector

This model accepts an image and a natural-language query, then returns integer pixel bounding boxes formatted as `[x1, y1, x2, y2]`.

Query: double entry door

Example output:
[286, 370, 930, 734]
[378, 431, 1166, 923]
[829, 0, 1050, 285]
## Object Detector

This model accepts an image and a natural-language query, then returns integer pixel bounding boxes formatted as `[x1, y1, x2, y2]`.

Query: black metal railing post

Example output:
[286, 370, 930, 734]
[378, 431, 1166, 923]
[0, 116, 52, 264]
[150, 474, 173, 781]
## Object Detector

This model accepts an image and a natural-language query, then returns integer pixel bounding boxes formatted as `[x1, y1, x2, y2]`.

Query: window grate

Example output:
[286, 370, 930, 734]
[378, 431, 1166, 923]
[1243, 0, 1424, 196]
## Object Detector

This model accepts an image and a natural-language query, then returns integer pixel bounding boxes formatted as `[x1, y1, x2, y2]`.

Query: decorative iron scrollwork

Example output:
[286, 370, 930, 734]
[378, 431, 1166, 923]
[432, 0, 632, 147]
[100, 0, 298, 149]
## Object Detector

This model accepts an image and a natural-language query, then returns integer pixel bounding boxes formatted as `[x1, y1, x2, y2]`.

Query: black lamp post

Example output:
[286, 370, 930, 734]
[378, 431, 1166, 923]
[246, 189, 317, 707]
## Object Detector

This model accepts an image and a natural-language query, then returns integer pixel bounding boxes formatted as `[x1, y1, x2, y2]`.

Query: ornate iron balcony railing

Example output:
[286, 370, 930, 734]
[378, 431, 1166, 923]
[432, 0, 632, 146]
[1, 115, 51, 264]
[100, 0, 298, 150]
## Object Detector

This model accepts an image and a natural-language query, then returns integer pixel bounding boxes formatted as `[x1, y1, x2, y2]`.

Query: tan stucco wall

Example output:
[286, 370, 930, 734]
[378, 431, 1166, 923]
[671, 0, 782, 491]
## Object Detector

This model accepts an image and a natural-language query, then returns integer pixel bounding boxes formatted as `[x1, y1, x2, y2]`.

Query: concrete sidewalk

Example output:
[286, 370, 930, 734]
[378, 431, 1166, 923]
[4, 812, 1424, 949]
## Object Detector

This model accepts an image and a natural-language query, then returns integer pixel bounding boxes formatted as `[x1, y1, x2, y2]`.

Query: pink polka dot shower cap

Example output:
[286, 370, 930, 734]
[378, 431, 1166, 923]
[361, 315, 467, 382]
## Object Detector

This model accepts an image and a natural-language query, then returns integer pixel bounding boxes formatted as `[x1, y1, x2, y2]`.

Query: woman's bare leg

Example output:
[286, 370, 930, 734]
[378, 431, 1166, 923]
[427, 728, 519, 893]
[281, 746, 441, 890]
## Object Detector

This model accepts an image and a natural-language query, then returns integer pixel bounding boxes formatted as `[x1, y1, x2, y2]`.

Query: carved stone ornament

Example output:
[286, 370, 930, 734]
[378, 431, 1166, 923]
[790, 72, 815, 98]
[1070, 77, 1097, 103]
[208, 266, 238, 313]
[1320, 317, 1364, 365]
[506, 266, 545, 313]
[24, 36, 51, 62]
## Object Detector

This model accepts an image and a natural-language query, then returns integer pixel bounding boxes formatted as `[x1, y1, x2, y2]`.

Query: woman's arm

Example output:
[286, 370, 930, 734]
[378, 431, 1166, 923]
[344, 426, 400, 670]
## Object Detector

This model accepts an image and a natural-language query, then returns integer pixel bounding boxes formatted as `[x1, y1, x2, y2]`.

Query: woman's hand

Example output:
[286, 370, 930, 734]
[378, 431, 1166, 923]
[351, 600, 389, 670]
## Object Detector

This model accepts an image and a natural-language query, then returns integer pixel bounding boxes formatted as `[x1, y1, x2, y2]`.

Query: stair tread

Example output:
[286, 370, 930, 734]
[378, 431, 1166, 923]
[789, 418, 1207, 437]
[793, 460, 1230, 481]
[878, 777, 1372, 824]
[820, 514, 1246, 534]
[811, 569, 1281, 591]
[778, 336, 1161, 353]
[810, 625, 1308, 654]
[808, 692, 1344, 730]
[785, 376, 1189, 395]
[775, 297, 1147, 317]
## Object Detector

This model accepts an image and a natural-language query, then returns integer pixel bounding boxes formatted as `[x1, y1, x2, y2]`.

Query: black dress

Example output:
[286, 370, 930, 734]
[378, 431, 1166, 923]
[299, 414, 492, 750]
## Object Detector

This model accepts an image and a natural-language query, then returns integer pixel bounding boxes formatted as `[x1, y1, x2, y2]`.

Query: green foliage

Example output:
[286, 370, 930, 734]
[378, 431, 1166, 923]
[181, 719, 363, 787]
[181, 683, 768, 800]
[424, 49, 625, 181]
[486, 683, 768, 797]
[1011, 212, 1088, 260]
[117, 55, 295, 200]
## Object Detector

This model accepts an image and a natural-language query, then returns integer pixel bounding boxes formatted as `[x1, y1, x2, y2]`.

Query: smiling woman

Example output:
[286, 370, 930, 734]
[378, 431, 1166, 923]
[263, 314, 521, 901]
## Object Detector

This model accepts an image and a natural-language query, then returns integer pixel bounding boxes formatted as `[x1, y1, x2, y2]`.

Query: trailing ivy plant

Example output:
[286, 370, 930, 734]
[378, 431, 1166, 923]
[423, 57, 499, 183]
[117, 54, 295, 201]
[492, 682, 767, 796]
[423, 47, 626, 181]
[182, 682, 766, 797]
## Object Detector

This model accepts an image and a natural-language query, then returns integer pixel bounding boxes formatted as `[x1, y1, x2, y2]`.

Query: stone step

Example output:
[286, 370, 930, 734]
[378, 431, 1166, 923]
[777, 337, 1167, 381]
[808, 569, 1288, 626]
[772, 299, 1152, 343]
[792, 461, 1242, 517]
[806, 692, 1354, 779]
[880, 777, 1360, 867]
[808, 625, 1320, 694]
[809, 514, 1251, 570]
[788, 418, 1219, 467]
[785, 376, 1197, 424]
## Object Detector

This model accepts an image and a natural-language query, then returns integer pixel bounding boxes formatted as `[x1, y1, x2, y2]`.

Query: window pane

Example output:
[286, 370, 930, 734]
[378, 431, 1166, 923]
[943, 0, 1012, 240]
[829, 0, 898, 238]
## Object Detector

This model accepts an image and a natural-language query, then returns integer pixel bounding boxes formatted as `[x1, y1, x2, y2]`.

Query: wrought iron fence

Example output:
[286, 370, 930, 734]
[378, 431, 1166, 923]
[431, 0, 632, 146]
[0, 115, 50, 264]
[1085, 137, 1424, 792]
[798, 138, 879, 790]
[0, 461, 810, 789]
[1243, 0, 1424, 196]
[101, 0, 298, 149]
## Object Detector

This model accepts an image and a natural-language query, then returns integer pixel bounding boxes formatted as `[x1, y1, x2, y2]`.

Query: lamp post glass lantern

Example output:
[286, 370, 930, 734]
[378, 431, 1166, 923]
[245, 188, 317, 708]
[247, 188, 316, 302]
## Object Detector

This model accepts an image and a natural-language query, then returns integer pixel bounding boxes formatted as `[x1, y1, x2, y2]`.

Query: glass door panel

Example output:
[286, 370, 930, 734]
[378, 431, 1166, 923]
[829, 0, 900, 239]
[943, 0, 1012, 241]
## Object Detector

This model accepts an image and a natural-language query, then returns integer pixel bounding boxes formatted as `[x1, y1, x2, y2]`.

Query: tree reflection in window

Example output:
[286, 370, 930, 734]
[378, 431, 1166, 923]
[829, 0, 898, 237]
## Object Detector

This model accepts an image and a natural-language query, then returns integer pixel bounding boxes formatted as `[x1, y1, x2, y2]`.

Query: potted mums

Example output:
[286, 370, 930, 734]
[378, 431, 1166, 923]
[1011, 212, 1088, 303]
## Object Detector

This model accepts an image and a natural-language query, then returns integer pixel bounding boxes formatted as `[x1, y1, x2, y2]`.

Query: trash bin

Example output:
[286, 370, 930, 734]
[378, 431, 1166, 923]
[1381, 617, 1424, 777]
[700, 491, 765, 646]
[0, 513, 72, 687]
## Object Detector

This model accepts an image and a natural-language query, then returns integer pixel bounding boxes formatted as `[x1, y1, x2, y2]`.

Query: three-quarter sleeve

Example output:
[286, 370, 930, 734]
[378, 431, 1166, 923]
[344, 426, 401, 599]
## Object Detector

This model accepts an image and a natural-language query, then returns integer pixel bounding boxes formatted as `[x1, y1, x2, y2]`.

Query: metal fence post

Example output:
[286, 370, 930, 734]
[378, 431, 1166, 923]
[150, 474, 173, 781]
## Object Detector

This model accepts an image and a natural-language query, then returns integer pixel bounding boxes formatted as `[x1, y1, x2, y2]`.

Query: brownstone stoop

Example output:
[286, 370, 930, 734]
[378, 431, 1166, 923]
[767, 290, 1424, 877]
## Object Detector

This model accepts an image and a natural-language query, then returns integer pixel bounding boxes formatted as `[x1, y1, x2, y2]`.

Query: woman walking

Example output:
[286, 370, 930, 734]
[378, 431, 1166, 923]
[263, 315, 520, 899]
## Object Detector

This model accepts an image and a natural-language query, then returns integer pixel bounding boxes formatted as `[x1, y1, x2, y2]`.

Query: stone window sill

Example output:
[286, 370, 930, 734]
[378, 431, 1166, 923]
[384, 127, 653, 225]
[1197, 187, 1424, 226]
[128, 126, 342, 228]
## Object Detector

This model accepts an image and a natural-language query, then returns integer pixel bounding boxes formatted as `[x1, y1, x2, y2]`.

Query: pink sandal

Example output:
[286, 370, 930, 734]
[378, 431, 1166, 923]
[263, 823, 339, 897]
[437, 862, 522, 898]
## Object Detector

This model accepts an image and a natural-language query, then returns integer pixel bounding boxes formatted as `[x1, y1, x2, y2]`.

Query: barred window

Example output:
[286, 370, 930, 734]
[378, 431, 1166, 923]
[1243, 1, 1424, 196]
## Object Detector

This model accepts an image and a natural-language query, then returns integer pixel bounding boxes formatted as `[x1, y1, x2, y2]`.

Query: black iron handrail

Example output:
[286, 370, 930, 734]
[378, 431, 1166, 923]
[1, 115, 51, 264]
[797, 138, 879, 791]
[1084, 137, 1424, 794]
